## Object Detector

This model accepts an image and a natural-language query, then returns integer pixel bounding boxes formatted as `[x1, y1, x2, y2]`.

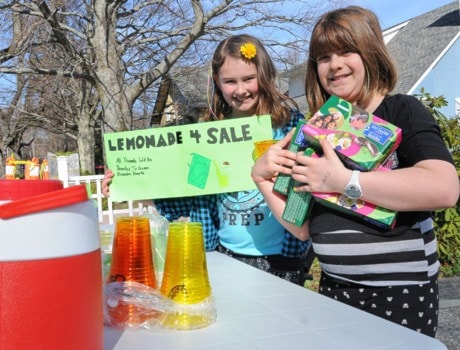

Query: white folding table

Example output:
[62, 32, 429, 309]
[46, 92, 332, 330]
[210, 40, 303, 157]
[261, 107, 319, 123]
[104, 251, 447, 349]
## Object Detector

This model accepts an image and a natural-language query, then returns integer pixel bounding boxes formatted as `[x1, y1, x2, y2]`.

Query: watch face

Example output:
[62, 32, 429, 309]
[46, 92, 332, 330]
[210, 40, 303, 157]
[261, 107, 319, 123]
[346, 185, 362, 199]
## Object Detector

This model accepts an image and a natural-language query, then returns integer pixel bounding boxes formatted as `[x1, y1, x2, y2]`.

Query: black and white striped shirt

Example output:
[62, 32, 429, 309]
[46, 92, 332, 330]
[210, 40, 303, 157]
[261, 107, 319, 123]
[308, 94, 454, 287]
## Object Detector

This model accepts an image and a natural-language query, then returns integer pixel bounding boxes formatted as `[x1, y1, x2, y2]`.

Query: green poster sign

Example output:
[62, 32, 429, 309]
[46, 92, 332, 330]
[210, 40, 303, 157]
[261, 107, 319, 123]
[103, 115, 273, 201]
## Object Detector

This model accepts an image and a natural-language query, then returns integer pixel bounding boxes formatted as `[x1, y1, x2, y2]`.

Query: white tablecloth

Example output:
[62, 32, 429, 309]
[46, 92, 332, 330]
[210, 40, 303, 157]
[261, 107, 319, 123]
[104, 251, 447, 350]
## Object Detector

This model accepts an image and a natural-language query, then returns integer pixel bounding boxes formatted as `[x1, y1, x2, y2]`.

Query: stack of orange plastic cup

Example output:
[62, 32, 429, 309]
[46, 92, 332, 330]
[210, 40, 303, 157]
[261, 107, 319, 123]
[106, 216, 157, 327]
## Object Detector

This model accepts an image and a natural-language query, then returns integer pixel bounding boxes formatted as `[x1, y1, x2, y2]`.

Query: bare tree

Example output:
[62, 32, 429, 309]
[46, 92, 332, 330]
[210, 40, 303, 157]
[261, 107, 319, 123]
[0, 4, 46, 175]
[0, 0, 342, 173]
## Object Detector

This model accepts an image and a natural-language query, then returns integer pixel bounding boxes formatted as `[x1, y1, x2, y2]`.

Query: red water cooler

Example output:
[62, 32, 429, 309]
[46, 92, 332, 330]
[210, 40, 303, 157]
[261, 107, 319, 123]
[0, 182, 103, 349]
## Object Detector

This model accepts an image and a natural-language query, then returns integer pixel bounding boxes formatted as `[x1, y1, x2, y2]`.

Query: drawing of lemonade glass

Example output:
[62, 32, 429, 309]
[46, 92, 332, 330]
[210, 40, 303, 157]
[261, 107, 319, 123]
[187, 153, 211, 189]
[214, 161, 230, 187]
[187, 153, 230, 189]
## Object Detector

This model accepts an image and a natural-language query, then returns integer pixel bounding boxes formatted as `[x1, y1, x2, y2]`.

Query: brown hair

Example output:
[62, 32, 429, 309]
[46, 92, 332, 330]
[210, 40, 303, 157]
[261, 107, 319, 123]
[305, 6, 397, 113]
[206, 34, 297, 128]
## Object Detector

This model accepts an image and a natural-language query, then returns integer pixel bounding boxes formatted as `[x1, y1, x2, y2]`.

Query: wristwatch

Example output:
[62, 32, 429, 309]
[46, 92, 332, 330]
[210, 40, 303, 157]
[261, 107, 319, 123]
[344, 170, 362, 199]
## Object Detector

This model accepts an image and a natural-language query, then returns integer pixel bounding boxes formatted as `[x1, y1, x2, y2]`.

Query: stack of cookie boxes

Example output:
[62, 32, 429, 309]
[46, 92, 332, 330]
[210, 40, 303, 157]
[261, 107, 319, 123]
[277, 95, 402, 229]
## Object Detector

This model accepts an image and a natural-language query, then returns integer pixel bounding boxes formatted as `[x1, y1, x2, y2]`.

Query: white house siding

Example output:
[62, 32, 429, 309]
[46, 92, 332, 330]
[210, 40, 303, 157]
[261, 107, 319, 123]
[410, 35, 460, 118]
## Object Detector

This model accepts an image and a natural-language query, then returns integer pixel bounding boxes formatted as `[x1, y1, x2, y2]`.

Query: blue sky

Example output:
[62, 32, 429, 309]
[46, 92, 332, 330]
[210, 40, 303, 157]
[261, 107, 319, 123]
[349, 0, 455, 29]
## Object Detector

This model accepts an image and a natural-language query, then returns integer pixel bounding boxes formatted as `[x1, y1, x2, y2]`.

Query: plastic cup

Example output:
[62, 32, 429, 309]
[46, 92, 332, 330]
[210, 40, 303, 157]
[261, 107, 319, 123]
[99, 227, 114, 280]
[160, 222, 214, 330]
[252, 140, 277, 160]
[106, 216, 158, 327]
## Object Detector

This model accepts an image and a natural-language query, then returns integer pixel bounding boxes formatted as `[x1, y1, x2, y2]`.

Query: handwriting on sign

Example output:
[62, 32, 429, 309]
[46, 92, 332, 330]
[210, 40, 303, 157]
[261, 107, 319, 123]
[107, 124, 252, 151]
[107, 131, 183, 151]
[206, 124, 252, 144]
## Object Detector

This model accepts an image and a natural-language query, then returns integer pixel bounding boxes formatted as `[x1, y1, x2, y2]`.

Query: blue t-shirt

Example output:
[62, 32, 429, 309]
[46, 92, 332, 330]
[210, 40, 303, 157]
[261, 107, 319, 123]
[217, 127, 289, 255]
[217, 190, 285, 255]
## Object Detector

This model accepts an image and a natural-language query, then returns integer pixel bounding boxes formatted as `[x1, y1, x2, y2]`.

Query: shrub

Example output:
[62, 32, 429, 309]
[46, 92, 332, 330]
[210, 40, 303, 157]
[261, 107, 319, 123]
[415, 88, 460, 277]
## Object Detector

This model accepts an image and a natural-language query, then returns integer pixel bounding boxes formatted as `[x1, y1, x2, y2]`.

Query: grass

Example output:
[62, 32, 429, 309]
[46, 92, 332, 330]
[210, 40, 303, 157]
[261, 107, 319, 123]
[304, 257, 321, 292]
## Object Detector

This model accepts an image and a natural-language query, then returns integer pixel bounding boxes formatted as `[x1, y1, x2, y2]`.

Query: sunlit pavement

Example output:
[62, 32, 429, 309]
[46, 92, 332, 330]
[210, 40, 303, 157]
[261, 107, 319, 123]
[437, 276, 460, 350]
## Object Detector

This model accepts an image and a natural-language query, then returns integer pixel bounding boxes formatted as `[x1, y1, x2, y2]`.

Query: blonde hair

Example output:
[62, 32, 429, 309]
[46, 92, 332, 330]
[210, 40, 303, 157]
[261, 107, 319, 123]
[305, 6, 397, 113]
[206, 34, 297, 128]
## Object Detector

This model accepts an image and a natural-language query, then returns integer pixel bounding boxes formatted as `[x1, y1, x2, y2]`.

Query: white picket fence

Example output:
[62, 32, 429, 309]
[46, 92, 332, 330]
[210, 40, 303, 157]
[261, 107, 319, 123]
[66, 174, 154, 225]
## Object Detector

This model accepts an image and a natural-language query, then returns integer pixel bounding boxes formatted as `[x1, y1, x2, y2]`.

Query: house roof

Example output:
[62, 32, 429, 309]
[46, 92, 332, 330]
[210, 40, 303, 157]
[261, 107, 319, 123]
[169, 66, 209, 109]
[150, 66, 209, 125]
[385, 1, 460, 94]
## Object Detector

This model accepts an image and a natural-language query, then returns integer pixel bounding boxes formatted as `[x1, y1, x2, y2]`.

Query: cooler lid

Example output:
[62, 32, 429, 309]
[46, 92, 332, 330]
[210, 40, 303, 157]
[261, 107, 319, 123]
[0, 180, 63, 201]
[0, 185, 89, 219]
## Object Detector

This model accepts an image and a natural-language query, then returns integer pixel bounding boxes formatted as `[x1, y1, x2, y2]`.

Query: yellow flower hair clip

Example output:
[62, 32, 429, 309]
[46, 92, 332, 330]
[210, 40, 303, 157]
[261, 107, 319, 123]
[240, 42, 257, 60]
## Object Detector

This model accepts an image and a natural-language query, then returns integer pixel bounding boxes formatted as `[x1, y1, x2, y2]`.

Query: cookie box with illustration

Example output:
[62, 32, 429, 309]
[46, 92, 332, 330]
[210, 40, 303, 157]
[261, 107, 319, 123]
[312, 179, 397, 230]
[273, 119, 309, 195]
[281, 147, 397, 229]
[302, 95, 402, 171]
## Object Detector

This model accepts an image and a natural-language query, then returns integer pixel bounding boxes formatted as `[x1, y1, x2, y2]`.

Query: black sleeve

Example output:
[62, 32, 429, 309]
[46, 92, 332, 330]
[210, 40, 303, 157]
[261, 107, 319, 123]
[375, 94, 454, 169]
